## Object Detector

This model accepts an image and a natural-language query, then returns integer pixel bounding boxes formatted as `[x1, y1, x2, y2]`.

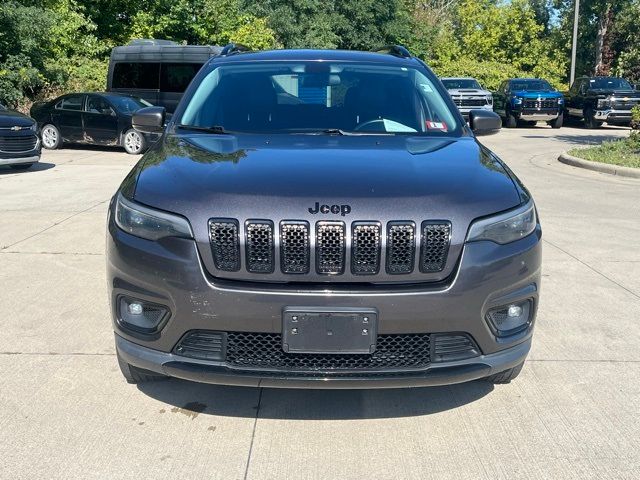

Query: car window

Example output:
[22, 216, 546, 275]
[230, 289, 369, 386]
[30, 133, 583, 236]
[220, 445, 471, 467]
[57, 95, 84, 111]
[160, 63, 203, 93]
[589, 77, 633, 90]
[86, 96, 113, 115]
[112, 62, 160, 90]
[180, 61, 461, 136]
[441, 79, 481, 90]
[109, 95, 152, 114]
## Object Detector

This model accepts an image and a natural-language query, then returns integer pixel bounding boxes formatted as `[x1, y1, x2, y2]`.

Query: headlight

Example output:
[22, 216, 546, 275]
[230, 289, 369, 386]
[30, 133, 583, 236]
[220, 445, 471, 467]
[466, 201, 537, 244]
[115, 194, 193, 241]
[557, 98, 564, 105]
[597, 98, 611, 108]
[486, 95, 493, 105]
[512, 97, 522, 105]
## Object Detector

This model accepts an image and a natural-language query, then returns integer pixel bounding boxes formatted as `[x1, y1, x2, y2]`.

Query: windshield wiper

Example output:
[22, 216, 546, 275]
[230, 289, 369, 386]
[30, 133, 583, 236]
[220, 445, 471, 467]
[176, 124, 229, 134]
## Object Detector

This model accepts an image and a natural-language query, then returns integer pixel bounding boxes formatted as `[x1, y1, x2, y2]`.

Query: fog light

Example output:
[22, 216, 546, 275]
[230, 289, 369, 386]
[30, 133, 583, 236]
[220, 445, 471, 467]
[128, 303, 143, 315]
[486, 300, 532, 337]
[118, 296, 169, 334]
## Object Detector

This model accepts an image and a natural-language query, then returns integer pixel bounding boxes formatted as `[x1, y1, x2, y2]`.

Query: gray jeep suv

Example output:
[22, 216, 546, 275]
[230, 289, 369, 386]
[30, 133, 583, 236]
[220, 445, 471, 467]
[108, 45, 541, 389]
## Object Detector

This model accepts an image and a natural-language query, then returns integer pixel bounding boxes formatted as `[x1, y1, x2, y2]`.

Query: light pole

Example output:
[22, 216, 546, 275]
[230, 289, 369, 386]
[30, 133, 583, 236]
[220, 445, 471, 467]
[570, 0, 580, 85]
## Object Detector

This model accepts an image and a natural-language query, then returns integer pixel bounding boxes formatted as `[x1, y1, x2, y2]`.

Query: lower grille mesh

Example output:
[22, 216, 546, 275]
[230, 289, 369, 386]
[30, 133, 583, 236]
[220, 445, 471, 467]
[0, 134, 38, 153]
[226, 332, 431, 371]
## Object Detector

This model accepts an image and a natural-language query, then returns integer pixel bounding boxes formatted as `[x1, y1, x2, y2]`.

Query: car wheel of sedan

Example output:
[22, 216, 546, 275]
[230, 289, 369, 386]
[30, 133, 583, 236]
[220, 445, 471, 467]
[548, 112, 563, 129]
[123, 129, 147, 155]
[41, 124, 61, 149]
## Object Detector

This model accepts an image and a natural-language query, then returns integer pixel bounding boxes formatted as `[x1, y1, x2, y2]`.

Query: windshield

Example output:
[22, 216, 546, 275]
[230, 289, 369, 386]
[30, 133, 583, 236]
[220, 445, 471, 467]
[179, 61, 460, 135]
[589, 77, 633, 90]
[510, 79, 553, 92]
[110, 96, 151, 114]
[441, 79, 481, 90]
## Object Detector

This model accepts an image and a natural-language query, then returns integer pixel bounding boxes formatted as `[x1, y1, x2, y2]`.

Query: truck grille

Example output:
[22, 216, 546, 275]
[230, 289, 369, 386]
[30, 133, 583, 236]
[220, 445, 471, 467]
[453, 98, 488, 107]
[523, 99, 557, 109]
[611, 98, 639, 110]
[0, 134, 38, 153]
[208, 218, 452, 277]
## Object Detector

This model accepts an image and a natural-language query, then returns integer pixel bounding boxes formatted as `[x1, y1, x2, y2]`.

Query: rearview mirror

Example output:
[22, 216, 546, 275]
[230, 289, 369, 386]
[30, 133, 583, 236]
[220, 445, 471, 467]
[132, 106, 165, 134]
[468, 110, 501, 136]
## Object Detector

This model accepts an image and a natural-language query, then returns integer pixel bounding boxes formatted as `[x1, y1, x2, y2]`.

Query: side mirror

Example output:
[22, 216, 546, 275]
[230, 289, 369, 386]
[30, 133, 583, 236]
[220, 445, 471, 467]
[469, 110, 501, 136]
[132, 106, 165, 134]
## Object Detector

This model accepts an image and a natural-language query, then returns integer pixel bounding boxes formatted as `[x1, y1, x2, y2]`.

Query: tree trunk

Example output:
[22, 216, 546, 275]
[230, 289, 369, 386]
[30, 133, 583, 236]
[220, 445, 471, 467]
[595, 3, 613, 76]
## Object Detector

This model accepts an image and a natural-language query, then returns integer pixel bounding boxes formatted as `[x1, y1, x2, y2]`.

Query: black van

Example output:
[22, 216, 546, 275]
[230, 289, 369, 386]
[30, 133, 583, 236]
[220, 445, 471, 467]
[107, 40, 222, 113]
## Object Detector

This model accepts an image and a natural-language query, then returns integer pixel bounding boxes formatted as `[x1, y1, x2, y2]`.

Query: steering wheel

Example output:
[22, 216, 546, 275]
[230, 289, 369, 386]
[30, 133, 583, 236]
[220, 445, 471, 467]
[354, 118, 387, 132]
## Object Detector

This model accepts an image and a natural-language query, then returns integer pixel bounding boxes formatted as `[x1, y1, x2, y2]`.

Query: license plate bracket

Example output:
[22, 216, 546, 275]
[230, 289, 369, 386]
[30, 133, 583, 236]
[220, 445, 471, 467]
[282, 307, 378, 354]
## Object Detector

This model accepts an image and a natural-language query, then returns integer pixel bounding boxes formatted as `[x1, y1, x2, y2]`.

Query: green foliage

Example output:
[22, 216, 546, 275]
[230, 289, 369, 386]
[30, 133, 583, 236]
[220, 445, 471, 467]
[569, 136, 640, 169]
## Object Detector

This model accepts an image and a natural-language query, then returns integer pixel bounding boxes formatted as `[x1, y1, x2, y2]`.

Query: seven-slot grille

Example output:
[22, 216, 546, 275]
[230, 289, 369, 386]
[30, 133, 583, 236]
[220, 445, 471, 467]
[523, 99, 557, 109]
[0, 134, 38, 153]
[208, 219, 452, 276]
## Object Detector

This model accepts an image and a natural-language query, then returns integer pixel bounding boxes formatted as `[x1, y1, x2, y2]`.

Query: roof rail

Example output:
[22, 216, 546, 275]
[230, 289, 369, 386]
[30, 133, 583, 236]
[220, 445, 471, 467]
[374, 45, 413, 58]
[220, 43, 250, 56]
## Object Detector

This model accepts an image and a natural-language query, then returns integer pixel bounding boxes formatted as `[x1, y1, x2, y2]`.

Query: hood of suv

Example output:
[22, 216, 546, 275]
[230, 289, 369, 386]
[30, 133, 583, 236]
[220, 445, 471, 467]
[131, 134, 522, 283]
[0, 109, 35, 128]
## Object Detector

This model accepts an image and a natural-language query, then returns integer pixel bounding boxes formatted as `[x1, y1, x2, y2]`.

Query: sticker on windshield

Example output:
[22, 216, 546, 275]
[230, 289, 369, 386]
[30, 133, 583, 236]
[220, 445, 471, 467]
[426, 120, 448, 132]
[420, 83, 433, 93]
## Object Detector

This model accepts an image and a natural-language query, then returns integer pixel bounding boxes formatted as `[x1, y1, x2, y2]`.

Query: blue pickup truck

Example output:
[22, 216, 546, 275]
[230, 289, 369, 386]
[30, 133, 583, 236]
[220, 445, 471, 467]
[493, 78, 564, 128]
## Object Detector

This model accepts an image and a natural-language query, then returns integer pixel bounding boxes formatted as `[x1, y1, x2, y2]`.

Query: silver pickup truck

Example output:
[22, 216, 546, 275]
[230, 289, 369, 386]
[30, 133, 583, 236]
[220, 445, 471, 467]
[441, 77, 493, 118]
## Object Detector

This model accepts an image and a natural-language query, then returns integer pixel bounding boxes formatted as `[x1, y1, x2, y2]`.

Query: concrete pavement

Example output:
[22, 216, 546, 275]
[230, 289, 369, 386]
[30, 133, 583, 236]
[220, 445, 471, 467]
[1, 127, 639, 479]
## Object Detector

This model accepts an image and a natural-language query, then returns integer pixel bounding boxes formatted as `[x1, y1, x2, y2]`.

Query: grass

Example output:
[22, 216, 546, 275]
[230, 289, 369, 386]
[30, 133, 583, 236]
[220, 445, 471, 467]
[569, 133, 640, 169]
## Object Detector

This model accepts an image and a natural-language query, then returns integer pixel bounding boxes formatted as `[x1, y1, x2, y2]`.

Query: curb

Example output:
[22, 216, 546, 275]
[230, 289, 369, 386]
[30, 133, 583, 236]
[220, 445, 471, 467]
[558, 152, 640, 179]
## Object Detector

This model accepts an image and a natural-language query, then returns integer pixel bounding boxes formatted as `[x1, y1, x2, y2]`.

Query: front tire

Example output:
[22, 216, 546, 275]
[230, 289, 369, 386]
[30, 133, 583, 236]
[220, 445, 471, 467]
[484, 361, 524, 384]
[584, 108, 602, 129]
[41, 124, 61, 149]
[548, 112, 564, 129]
[122, 129, 147, 155]
[117, 351, 167, 384]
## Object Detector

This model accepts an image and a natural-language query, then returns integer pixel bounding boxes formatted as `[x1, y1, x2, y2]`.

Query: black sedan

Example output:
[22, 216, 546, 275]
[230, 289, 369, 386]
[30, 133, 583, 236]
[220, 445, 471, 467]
[30, 93, 158, 155]
[0, 103, 41, 170]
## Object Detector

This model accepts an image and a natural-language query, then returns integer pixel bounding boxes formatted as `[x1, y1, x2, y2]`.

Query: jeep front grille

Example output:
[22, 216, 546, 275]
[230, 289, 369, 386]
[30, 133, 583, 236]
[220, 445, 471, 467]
[245, 221, 274, 273]
[420, 222, 451, 273]
[351, 222, 381, 275]
[208, 219, 453, 277]
[316, 222, 346, 274]
[280, 221, 310, 274]
[386, 222, 416, 274]
[209, 219, 240, 271]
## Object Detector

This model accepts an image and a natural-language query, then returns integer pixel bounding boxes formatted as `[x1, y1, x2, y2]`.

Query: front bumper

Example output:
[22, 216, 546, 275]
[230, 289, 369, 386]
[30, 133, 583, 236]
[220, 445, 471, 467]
[594, 109, 632, 124]
[514, 108, 560, 121]
[0, 154, 41, 166]
[107, 214, 542, 388]
[116, 333, 531, 389]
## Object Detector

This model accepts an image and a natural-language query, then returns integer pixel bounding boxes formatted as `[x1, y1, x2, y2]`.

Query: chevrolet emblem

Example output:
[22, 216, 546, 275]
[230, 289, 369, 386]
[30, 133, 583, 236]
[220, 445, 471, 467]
[10, 126, 22, 131]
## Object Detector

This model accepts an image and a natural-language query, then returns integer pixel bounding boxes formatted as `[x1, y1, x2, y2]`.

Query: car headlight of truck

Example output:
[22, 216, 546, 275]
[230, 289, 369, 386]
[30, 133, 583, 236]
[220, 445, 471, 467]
[597, 97, 611, 108]
[486, 95, 493, 105]
[115, 194, 193, 241]
[557, 98, 564, 105]
[512, 97, 522, 105]
[466, 201, 537, 244]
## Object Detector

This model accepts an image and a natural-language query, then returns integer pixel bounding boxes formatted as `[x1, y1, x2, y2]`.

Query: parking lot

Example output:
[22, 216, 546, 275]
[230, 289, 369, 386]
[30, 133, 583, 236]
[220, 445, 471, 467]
[1, 125, 639, 479]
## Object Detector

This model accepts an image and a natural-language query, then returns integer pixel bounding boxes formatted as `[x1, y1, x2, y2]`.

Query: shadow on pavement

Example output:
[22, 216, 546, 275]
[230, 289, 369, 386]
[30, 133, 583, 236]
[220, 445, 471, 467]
[0, 162, 55, 174]
[138, 379, 493, 419]
[548, 133, 630, 146]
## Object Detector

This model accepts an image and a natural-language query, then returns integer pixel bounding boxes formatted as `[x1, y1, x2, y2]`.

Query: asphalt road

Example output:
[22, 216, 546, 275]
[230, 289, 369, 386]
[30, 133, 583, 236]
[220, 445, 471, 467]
[1, 125, 638, 480]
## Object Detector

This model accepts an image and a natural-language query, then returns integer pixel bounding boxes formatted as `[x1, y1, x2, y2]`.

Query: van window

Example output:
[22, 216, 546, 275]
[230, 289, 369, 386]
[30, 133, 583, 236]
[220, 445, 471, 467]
[112, 63, 160, 90]
[160, 63, 202, 93]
